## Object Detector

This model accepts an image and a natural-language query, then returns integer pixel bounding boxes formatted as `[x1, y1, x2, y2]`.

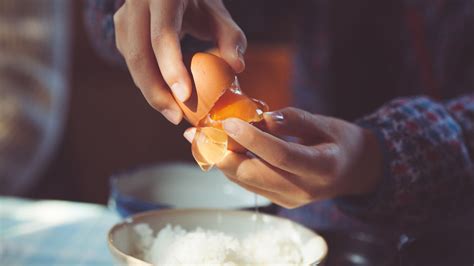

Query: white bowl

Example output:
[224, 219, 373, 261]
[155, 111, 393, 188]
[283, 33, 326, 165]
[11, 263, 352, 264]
[110, 163, 273, 217]
[108, 209, 328, 265]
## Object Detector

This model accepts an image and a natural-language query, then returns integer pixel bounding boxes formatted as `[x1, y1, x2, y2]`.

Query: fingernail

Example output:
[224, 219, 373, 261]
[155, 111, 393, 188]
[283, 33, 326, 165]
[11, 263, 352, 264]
[265, 112, 284, 123]
[222, 119, 240, 137]
[171, 83, 188, 102]
[183, 128, 196, 143]
[235, 45, 245, 71]
[162, 109, 182, 125]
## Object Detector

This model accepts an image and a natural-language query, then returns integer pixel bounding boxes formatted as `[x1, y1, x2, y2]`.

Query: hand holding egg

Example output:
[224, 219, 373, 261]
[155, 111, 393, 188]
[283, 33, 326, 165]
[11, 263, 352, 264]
[113, 0, 246, 125]
[181, 52, 268, 171]
[209, 108, 383, 208]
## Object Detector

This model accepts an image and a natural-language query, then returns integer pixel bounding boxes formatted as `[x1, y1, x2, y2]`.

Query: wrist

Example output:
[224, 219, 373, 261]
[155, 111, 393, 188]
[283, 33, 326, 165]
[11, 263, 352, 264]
[350, 128, 383, 196]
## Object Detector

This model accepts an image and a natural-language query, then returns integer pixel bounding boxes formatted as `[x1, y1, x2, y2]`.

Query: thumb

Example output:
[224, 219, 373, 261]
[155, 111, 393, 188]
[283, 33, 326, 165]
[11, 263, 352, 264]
[211, 7, 247, 73]
[263, 107, 334, 142]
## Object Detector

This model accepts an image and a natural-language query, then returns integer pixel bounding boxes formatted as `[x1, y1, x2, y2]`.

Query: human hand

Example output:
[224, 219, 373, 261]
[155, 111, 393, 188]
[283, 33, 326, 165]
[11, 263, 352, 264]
[184, 107, 383, 208]
[114, 0, 246, 124]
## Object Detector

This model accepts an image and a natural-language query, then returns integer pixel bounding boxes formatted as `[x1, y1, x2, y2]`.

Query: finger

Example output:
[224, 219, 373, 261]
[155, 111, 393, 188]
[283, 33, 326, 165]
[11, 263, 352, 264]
[122, 2, 183, 124]
[113, 4, 126, 54]
[150, 0, 192, 102]
[207, 1, 247, 73]
[221, 118, 331, 177]
[218, 152, 312, 208]
[217, 152, 303, 196]
[263, 107, 333, 142]
[183, 127, 196, 143]
[185, 126, 321, 204]
[183, 127, 307, 208]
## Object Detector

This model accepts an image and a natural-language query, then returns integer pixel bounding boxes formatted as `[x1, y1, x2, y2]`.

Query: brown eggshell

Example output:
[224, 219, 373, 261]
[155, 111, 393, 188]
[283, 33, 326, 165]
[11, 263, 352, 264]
[177, 52, 236, 126]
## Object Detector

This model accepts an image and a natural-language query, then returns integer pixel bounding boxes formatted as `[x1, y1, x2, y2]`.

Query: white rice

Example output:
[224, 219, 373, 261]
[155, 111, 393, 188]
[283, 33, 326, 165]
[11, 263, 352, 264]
[134, 223, 316, 265]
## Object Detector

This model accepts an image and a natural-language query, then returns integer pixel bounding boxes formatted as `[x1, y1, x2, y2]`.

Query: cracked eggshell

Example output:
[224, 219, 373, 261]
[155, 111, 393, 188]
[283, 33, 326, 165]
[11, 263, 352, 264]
[177, 52, 236, 126]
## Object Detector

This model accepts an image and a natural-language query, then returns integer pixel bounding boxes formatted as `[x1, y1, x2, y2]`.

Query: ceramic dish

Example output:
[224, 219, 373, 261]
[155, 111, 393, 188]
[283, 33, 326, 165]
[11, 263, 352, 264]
[108, 209, 328, 265]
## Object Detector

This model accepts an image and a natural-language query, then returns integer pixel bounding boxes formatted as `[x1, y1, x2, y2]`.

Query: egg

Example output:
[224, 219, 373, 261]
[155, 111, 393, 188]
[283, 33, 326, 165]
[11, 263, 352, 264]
[178, 52, 269, 171]
[177, 52, 236, 126]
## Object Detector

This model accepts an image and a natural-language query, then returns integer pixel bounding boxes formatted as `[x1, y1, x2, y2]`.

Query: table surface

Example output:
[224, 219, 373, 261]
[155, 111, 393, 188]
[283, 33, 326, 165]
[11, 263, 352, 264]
[1, 197, 377, 266]
[1, 197, 472, 266]
[1, 197, 118, 266]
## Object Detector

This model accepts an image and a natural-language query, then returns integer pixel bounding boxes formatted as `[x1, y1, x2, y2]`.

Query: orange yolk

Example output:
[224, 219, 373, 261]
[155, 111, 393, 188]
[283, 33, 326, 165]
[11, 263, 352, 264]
[208, 89, 263, 123]
[191, 79, 269, 171]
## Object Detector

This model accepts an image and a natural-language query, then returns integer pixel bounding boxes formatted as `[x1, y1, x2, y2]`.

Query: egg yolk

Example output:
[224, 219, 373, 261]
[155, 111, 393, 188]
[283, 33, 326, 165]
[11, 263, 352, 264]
[191, 78, 269, 171]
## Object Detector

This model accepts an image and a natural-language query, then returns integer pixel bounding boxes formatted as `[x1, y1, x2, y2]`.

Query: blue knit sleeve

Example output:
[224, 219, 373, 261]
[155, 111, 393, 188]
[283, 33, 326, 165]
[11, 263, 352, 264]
[335, 94, 474, 236]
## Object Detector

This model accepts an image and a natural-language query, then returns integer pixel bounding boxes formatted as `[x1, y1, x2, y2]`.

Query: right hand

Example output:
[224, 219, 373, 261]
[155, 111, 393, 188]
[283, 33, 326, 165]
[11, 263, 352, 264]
[184, 107, 383, 208]
[114, 0, 247, 124]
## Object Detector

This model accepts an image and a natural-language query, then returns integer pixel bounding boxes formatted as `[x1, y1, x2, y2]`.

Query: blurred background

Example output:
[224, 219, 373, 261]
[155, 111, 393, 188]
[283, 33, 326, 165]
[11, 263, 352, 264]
[1, 0, 298, 204]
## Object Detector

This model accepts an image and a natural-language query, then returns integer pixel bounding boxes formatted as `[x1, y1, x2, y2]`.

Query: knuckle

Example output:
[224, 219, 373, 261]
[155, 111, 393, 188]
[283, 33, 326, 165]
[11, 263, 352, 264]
[151, 27, 177, 46]
[273, 150, 290, 167]
[218, 16, 246, 44]
[229, 27, 247, 49]
[113, 14, 124, 52]
[235, 161, 260, 184]
[112, 10, 126, 54]
[113, 5, 126, 28]
[299, 110, 310, 124]
[113, 12, 121, 27]
[288, 107, 308, 122]
[147, 94, 168, 112]
[239, 128, 257, 146]
[150, 30, 164, 44]
[283, 106, 298, 114]
[159, 62, 184, 83]
[236, 168, 253, 183]
[246, 131, 258, 145]
[308, 150, 334, 181]
[232, 27, 246, 41]
[289, 107, 304, 115]
[126, 50, 145, 68]
[322, 145, 340, 171]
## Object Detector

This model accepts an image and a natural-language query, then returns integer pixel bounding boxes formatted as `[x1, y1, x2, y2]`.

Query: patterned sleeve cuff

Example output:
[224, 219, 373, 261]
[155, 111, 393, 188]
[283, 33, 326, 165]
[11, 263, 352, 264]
[445, 94, 474, 155]
[333, 96, 473, 235]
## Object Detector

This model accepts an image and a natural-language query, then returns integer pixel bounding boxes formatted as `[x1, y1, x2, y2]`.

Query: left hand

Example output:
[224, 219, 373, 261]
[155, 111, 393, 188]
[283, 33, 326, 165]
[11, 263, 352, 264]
[113, 0, 246, 125]
[184, 107, 382, 208]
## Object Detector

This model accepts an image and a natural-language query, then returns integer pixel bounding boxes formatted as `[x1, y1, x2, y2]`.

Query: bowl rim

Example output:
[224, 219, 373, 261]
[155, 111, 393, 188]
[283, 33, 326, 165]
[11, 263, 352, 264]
[107, 208, 328, 265]
[109, 162, 273, 209]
